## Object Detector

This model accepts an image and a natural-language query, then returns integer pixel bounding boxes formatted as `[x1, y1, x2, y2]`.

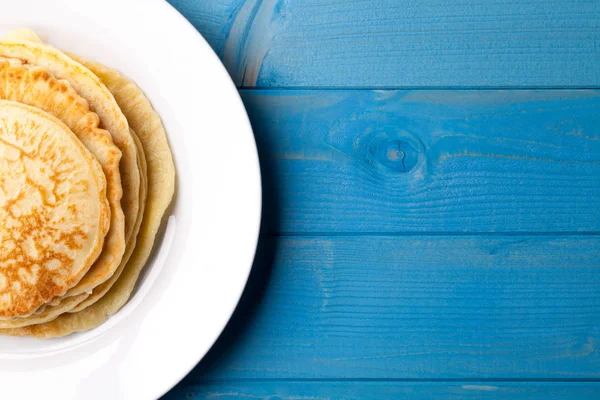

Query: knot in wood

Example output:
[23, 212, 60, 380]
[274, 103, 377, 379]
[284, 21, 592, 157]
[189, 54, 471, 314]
[360, 130, 422, 175]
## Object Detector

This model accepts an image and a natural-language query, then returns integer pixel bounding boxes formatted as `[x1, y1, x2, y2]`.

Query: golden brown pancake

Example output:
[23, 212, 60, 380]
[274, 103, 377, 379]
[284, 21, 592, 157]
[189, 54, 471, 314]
[1, 59, 174, 337]
[0, 100, 109, 318]
[0, 38, 140, 296]
[0, 59, 126, 303]
[0, 293, 88, 328]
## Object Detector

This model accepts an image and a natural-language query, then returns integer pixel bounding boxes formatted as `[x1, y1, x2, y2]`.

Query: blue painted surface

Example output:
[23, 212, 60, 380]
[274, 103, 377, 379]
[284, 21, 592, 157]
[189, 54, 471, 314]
[174, 236, 600, 380]
[168, 0, 600, 88]
[164, 382, 600, 400]
[241, 90, 600, 233]
[163, 1, 600, 399]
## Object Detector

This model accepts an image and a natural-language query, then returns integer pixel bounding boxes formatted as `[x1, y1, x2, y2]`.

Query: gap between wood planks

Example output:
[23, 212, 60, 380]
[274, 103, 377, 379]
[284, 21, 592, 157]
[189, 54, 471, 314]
[261, 232, 600, 237]
[191, 378, 600, 383]
[237, 86, 600, 91]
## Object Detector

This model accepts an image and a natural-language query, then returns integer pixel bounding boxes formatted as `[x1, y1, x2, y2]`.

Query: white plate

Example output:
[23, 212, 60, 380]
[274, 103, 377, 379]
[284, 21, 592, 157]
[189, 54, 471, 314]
[0, 0, 261, 399]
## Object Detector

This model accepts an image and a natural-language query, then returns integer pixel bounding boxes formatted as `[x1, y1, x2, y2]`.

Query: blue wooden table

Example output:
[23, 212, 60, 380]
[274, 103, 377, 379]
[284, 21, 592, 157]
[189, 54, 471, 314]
[162, 1, 600, 398]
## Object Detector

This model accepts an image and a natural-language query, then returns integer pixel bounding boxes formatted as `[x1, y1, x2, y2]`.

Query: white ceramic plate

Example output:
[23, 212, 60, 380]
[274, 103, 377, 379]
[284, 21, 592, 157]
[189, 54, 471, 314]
[0, 1, 261, 399]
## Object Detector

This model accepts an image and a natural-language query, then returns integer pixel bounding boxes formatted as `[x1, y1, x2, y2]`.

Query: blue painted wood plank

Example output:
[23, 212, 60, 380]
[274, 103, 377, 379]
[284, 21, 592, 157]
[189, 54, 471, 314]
[164, 381, 600, 400]
[180, 236, 600, 380]
[167, 0, 600, 88]
[243, 89, 600, 234]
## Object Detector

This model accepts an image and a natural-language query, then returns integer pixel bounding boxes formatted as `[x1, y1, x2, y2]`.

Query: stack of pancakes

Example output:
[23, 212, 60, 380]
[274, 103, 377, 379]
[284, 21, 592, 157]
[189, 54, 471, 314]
[0, 29, 175, 338]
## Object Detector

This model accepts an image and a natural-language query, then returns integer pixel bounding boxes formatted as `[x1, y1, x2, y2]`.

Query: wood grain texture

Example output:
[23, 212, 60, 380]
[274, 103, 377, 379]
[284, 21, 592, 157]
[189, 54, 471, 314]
[181, 236, 600, 380]
[167, 0, 600, 88]
[164, 381, 600, 400]
[243, 89, 600, 234]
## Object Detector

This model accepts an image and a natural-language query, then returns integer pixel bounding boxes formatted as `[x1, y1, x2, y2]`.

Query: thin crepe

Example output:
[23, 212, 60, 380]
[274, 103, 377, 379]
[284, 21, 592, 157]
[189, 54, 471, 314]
[0, 35, 140, 296]
[0, 59, 125, 308]
[1, 58, 175, 337]
[0, 100, 109, 318]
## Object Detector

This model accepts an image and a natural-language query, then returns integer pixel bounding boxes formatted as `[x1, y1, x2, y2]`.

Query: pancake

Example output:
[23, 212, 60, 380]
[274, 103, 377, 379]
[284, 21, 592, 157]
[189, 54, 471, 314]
[0, 59, 126, 303]
[69, 128, 147, 313]
[0, 100, 109, 318]
[0, 33, 140, 295]
[0, 293, 88, 328]
[1, 59, 175, 337]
